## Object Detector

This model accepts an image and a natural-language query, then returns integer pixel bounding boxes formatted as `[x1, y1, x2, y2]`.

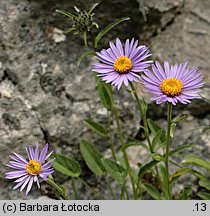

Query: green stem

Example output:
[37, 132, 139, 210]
[109, 91, 137, 199]
[83, 31, 88, 48]
[107, 110, 117, 161]
[78, 177, 104, 199]
[120, 181, 130, 200]
[129, 83, 152, 150]
[47, 178, 70, 200]
[129, 82, 161, 191]
[104, 176, 116, 199]
[165, 102, 173, 200]
[71, 178, 78, 199]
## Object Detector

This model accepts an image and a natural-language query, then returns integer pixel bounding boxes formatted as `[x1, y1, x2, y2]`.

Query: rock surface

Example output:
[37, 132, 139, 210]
[0, 0, 209, 199]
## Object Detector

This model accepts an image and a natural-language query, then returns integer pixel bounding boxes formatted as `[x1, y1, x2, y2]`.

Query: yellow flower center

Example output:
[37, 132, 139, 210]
[160, 78, 183, 97]
[114, 56, 132, 73]
[26, 159, 41, 175]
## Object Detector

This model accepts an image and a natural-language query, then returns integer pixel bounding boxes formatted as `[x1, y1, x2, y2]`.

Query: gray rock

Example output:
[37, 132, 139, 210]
[150, 0, 210, 85]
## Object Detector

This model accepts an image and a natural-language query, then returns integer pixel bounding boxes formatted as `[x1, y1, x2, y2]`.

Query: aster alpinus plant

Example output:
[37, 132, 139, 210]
[5, 143, 69, 199]
[53, 2, 208, 200]
[5, 2, 209, 200]
[141, 61, 204, 199]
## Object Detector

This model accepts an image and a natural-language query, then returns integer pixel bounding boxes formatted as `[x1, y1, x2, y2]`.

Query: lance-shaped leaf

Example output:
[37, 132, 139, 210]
[94, 17, 130, 48]
[88, 3, 99, 14]
[199, 179, 210, 191]
[95, 76, 112, 110]
[143, 183, 161, 200]
[77, 51, 96, 66]
[147, 119, 165, 150]
[169, 144, 197, 157]
[176, 187, 192, 200]
[122, 141, 148, 151]
[169, 168, 190, 183]
[197, 192, 210, 200]
[51, 154, 81, 177]
[84, 118, 107, 137]
[80, 140, 105, 176]
[101, 158, 127, 184]
[159, 164, 168, 197]
[138, 160, 159, 178]
[55, 9, 75, 19]
[182, 156, 210, 171]
[151, 153, 165, 162]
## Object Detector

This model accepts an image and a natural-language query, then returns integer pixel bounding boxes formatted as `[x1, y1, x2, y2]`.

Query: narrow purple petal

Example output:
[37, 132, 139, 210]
[25, 148, 31, 160]
[41, 158, 55, 169]
[28, 145, 35, 159]
[26, 177, 34, 195]
[39, 143, 49, 163]
[109, 41, 121, 57]
[6, 170, 27, 179]
[34, 176, 40, 188]
[125, 39, 130, 56]
[45, 151, 53, 161]
[13, 179, 27, 190]
[116, 38, 124, 56]
[20, 176, 31, 192]
[14, 175, 29, 183]
[13, 153, 28, 164]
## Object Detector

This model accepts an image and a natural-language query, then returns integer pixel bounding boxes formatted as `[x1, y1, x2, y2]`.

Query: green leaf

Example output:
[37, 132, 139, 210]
[95, 76, 112, 110]
[80, 140, 105, 176]
[190, 169, 207, 180]
[55, 9, 75, 19]
[65, 27, 76, 34]
[169, 168, 190, 182]
[138, 160, 159, 177]
[199, 179, 210, 191]
[130, 168, 139, 185]
[142, 99, 148, 115]
[197, 192, 210, 200]
[88, 2, 99, 14]
[152, 130, 165, 150]
[169, 144, 197, 157]
[51, 154, 81, 177]
[170, 122, 177, 139]
[83, 31, 88, 47]
[143, 183, 161, 200]
[176, 187, 192, 200]
[147, 119, 162, 135]
[123, 141, 148, 151]
[159, 165, 168, 197]
[159, 165, 167, 186]
[77, 51, 96, 66]
[147, 119, 165, 148]
[169, 159, 207, 180]
[101, 158, 127, 184]
[182, 156, 210, 171]
[94, 17, 130, 48]
[172, 115, 187, 124]
[151, 153, 165, 162]
[84, 118, 107, 137]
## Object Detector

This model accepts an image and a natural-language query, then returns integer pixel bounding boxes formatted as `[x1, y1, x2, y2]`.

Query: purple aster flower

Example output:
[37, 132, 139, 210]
[141, 60, 204, 105]
[5, 143, 55, 195]
[92, 38, 153, 90]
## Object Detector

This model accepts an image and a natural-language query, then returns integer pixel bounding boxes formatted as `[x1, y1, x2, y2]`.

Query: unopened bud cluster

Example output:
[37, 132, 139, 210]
[73, 9, 95, 32]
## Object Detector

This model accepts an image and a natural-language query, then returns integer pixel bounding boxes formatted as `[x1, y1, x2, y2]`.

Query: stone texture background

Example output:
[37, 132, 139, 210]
[0, 0, 209, 199]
